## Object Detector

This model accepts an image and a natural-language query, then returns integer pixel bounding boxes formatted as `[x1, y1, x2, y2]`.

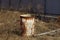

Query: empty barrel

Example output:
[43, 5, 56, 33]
[20, 14, 35, 36]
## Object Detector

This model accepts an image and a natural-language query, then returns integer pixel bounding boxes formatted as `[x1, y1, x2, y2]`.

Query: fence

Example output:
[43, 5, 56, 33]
[0, 0, 60, 14]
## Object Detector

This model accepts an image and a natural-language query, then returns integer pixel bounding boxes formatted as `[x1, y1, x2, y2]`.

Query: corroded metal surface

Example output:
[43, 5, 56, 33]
[20, 14, 35, 36]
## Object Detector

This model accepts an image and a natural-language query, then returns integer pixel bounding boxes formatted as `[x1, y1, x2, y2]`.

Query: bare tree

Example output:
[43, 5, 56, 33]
[44, 0, 46, 15]
[17, 0, 22, 10]
[0, 0, 1, 11]
[9, 0, 11, 8]
[28, 0, 34, 13]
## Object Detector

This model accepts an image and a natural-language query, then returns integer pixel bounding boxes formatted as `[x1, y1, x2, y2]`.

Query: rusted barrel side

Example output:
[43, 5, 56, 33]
[20, 14, 35, 36]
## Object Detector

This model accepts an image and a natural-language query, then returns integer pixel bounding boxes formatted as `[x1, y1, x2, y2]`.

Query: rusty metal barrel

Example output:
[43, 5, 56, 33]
[20, 14, 35, 36]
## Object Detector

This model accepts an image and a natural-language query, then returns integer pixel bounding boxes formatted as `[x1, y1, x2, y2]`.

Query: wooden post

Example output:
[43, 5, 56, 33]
[20, 14, 35, 36]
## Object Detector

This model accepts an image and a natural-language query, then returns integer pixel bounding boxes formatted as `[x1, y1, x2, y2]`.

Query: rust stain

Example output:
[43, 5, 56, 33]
[20, 14, 35, 36]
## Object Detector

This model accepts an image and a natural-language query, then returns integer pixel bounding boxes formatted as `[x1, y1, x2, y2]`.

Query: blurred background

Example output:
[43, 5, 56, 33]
[0, 0, 60, 40]
[0, 0, 60, 15]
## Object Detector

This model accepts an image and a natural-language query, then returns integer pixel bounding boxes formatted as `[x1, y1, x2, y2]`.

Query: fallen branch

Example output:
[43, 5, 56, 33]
[34, 29, 60, 36]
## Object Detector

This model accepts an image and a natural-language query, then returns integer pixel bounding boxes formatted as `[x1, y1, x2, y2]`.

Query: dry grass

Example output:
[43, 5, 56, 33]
[0, 10, 60, 40]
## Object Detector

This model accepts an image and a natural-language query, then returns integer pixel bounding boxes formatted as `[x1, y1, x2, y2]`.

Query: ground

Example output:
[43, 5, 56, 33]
[0, 10, 60, 40]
